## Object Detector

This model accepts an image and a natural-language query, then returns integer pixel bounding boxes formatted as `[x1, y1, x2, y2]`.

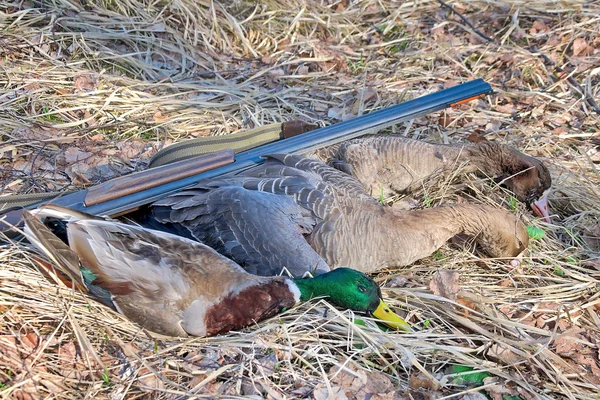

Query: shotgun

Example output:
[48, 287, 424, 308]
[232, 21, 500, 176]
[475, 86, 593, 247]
[0, 78, 492, 237]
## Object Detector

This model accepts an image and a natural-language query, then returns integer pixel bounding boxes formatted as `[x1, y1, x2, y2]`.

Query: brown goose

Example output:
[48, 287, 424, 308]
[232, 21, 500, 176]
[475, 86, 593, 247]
[313, 135, 552, 222]
[152, 153, 528, 278]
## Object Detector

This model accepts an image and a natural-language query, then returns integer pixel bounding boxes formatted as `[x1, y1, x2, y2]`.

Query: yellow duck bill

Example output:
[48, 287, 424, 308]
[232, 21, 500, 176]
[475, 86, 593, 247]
[372, 299, 412, 332]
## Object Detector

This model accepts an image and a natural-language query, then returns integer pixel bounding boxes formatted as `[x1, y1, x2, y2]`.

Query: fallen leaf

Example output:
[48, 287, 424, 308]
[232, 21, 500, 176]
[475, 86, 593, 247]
[467, 132, 487, 143]
[74, 74, 96, 93]
[385, 276, 408, 288]
[313, 384, 348, 400]
[572, 38, 592, 56]
[496, 103, 515, 114]
[153, 111, 170, 123]
[265, 68, 285, 89]
[483, 379, 522, 400]
[64, 147, 93, 164]
[137, 367, 164, 391]
[22, 332, 39, 349]
[118, 141, 145, 162]
[83, 109, 97, 126]
[530, 20, 549, 34]
[363, 370, 394, 393]
[429, 270, 460, 300]
[438, 113, 453, 127]
[409, 373, 439, 390]
[553, 328, 586, 357]
[487, 343, 522, 365]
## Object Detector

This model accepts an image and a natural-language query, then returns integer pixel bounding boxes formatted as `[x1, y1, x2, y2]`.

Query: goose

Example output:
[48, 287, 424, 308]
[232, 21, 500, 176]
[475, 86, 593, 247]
[22, 205, 410, 337]
[151, 153, 529, 277]
[313, 135, 552, 222]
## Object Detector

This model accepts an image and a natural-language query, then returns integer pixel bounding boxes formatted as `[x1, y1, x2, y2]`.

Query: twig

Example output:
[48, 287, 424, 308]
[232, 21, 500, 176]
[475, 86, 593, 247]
[436, 0, 499, 44]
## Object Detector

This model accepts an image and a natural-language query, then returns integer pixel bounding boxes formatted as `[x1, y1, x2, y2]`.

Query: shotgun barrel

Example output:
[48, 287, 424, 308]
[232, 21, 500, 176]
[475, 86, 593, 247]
[0, 78, 492, 235]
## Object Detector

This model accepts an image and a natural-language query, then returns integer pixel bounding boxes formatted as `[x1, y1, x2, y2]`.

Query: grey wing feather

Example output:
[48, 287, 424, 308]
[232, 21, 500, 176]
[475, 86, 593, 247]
[153, 182, 330, 277]
[261, 154, 373, 199]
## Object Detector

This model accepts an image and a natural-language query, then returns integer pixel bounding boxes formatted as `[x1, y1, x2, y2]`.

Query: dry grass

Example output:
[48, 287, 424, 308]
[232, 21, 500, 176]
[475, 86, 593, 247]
[1, 0, 600, 398]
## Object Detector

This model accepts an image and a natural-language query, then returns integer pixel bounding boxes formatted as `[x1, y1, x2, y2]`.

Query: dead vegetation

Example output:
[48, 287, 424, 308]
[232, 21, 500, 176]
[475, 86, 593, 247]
[1, 0, 599, 398]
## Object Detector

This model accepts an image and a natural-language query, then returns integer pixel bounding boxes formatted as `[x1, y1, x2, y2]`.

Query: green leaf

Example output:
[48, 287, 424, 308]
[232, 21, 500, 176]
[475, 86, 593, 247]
[448, 365, 491, 386]
[553, 265, 565, 276]
[526, 226, 545, 240]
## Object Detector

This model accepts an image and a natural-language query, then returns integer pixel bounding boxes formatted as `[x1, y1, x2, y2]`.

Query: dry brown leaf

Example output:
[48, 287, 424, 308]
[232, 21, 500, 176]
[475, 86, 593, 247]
[137, 367, 164, 391]
[13, 389, 39, 400]
[408, 373, 439, 390]
[438, 113, 454, 128]
[467, 132, 487, 143]
[385, 276, 408, 288]
[83, 109, 97, 126]
[21, 332, 39, 349]
[265, 68, 285, 89]
[583, 259, 600, 271]
[484, 380, 522, 400]
[74, 74, 96, 93]
[429, 270, 460, 300]
[328, 362, 400, 400]
[12, 126, 53, 141]
[496, 103, 515, 114]
[487, 343, 522, 365]
[118, 141, 145, 162]
[572, 38, 592, 56]
[313, 385, 348, 400]
[457, 297, 478, 316]
[530, 20, 549, 34]
[64, 147, 93, 164]
[152, 111, 170, 123]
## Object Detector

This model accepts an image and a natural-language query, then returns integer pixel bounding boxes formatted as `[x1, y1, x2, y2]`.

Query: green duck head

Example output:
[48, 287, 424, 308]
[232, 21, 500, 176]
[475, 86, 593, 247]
[292, 268, 411, 332]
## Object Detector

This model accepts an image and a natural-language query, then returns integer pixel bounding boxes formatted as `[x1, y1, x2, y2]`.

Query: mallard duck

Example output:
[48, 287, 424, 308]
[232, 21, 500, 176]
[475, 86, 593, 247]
[23, 205, 410, 337]
[151, 153, 529, 278]
[313, 135, 552, 222]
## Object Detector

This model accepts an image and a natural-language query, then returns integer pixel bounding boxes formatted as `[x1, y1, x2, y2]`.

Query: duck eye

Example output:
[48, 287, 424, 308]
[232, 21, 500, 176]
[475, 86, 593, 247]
[358, 285, 367, 293]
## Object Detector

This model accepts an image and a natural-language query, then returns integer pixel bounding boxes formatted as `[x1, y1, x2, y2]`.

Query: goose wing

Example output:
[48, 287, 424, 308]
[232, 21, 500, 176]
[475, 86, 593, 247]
[153, 175, 331, 277]
[251, 153, 374, 201]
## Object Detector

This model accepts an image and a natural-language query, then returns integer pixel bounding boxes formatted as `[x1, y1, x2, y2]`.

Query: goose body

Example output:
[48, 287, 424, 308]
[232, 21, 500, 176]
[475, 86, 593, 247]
[313, 135, 552, 221]
[24, 206, 408, 337]
[152, 153, 529, 277]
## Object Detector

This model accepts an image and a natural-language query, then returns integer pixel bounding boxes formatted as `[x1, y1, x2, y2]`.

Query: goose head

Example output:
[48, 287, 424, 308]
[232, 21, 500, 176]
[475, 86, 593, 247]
[499, 148, 552, 223]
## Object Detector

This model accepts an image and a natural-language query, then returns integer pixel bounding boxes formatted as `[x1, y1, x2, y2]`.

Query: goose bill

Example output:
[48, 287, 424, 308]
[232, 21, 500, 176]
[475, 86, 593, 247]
[531, 191, 551, 223]
[372, 299, 412, 332]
